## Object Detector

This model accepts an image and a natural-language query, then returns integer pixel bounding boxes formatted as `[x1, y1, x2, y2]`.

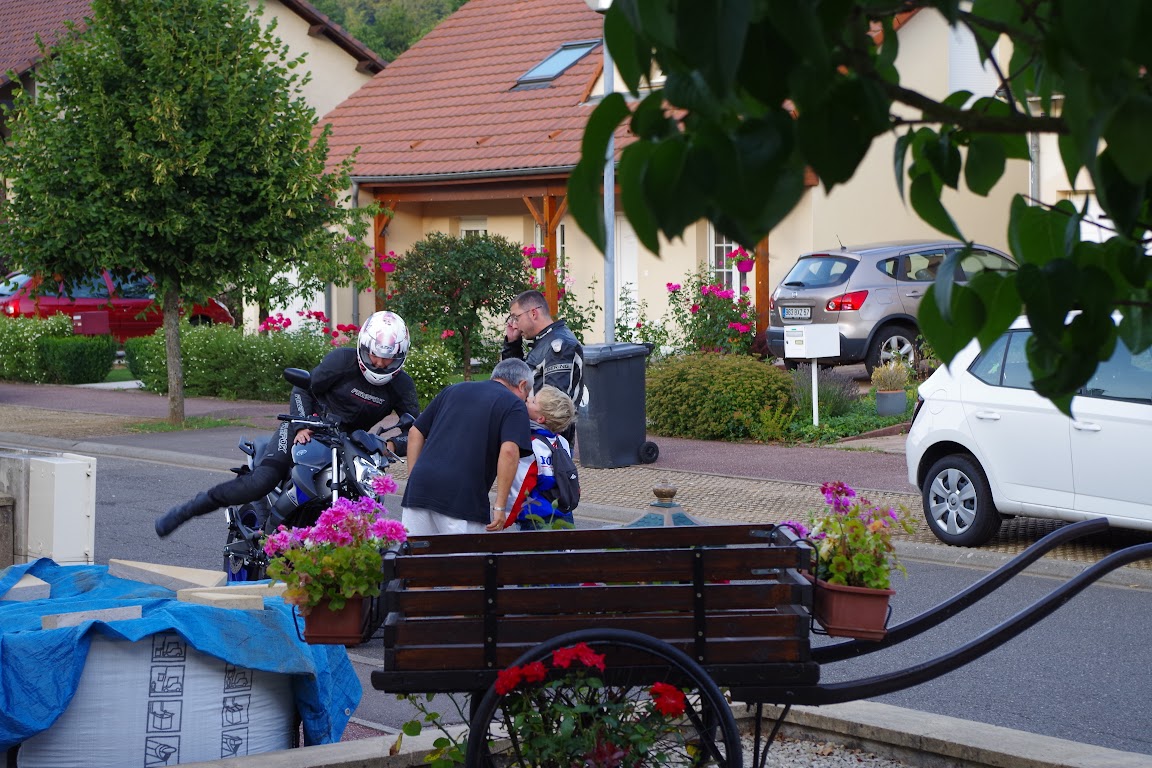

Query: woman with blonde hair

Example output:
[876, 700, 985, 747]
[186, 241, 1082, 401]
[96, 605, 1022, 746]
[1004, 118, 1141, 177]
[501, 385, 577, 530]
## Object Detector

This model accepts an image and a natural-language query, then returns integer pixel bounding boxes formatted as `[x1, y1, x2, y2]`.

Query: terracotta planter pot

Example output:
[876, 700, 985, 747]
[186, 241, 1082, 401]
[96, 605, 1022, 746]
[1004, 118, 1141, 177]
[812, 578, 893, 641]
[735, 258, 755, 273]
[303, 596, 364, 646]
[530, 256, 548, 269]
[875, 390, 906, 416]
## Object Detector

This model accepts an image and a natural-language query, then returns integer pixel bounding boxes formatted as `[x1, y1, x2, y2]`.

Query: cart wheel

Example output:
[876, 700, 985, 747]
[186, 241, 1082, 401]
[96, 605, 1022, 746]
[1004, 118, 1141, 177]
[465, 629, 741, 768]
[638, 441, 660, 464]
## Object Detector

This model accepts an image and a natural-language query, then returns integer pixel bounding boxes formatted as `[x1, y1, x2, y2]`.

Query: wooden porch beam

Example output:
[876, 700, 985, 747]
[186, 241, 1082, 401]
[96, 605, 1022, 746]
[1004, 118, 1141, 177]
[755, 237, 770, 342]
[374, 197, 399, 312]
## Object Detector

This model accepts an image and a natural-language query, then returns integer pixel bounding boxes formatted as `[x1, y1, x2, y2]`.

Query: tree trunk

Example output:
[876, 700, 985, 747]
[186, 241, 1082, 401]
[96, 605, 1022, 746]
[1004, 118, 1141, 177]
[163, 287, 185, 425]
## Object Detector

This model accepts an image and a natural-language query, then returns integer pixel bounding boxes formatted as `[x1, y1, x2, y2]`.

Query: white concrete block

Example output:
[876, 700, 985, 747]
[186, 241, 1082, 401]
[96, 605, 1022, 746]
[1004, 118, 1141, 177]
[41, 604, 142, 629]
[178, 591, 265, 610]
[176, 582, 286, 600]
[0, 573, 50, 602]
[108, 559, 226, 590]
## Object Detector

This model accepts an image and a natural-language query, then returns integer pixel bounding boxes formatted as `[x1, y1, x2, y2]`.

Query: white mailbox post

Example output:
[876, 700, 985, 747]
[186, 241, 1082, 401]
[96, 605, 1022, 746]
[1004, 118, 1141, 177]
[783, 324, 841, 426]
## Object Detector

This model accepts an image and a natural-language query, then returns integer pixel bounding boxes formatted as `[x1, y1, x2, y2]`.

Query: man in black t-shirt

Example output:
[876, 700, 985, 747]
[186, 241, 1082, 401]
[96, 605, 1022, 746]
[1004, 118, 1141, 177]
[400, 358, 533, 535]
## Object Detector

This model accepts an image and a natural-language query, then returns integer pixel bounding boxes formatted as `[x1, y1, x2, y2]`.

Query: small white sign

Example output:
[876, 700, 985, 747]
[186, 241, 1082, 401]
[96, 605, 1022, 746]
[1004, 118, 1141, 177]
[783, 324, 841, 359]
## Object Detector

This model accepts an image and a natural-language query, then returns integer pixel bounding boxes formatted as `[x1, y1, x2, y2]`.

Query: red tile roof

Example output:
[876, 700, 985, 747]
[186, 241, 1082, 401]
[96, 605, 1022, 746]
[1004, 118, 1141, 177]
[0, 0, 91, 87]
[0, 0, 383, 89]
[322, 0, 607, 180]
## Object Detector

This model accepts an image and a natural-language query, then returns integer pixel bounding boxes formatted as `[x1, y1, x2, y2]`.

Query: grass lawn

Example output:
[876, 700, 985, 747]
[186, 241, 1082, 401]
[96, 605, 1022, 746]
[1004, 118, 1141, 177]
[104, 365, 136, 383]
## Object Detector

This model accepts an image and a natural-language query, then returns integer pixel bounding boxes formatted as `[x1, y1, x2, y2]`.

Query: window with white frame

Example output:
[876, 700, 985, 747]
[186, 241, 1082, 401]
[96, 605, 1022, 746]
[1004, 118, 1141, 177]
[532, 223, 568, 272]
[460, 217, 487, 238]
[710, 226, 748, 291]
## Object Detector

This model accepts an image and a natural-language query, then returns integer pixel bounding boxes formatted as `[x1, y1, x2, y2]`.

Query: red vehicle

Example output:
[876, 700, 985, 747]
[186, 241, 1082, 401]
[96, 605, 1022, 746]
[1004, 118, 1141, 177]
[0, 271, 235, 341]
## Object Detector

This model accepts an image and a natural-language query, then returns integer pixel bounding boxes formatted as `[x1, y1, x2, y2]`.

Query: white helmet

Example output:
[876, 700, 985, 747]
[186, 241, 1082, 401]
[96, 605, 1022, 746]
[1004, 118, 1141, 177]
[357, 311, 410, 385]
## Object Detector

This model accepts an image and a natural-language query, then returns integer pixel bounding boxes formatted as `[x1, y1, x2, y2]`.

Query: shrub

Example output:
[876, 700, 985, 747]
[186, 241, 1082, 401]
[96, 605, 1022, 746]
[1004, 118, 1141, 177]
[126, 322, 330, 400]
[36, 335, 117, 384]
[646, 353, 793, 441]
[0, 314, 74, 382]
[870, 359, 910, 391]
[788, 364, 861, 418]
[405, 335, 456, 406]
[663, 270, 756, 355]
[614, 285, 671, 355]
[785, 392, 914, 443]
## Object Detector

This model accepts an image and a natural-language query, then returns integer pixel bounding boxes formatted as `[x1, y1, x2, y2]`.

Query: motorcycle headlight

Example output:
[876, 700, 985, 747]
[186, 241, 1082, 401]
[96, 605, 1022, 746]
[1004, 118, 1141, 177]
[353, 455, 386, 496]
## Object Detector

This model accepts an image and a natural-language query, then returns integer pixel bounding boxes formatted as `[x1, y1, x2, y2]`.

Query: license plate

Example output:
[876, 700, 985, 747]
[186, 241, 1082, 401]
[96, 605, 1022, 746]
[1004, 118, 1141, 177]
[781, 306, 811, 320]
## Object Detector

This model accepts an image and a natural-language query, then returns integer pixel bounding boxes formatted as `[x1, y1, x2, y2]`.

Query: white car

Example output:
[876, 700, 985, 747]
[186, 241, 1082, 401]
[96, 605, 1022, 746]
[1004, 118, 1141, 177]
[906, 316, 1152, 546]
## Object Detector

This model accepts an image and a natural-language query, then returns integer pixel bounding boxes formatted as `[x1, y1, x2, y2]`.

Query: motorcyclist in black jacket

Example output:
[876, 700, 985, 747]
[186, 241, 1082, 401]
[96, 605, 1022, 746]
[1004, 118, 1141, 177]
[155, 311, 420, 538]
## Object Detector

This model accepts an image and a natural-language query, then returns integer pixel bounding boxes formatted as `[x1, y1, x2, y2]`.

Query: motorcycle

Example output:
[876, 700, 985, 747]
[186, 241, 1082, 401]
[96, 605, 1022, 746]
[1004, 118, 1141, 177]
[222, 367, 413, 584]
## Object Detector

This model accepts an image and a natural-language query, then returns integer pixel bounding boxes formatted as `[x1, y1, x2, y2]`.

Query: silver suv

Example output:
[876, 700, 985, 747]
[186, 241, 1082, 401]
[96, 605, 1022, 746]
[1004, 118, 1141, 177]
[767, 240, 1016, 373]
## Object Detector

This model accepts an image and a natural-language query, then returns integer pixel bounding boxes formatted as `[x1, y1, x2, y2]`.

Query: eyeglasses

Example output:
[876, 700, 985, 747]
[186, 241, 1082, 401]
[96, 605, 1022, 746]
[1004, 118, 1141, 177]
[507, 305, 542, 324]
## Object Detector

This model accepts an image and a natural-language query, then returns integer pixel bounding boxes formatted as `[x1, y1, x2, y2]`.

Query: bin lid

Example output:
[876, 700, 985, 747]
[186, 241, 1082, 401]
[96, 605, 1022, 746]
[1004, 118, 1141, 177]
[583, 342, 652, 365]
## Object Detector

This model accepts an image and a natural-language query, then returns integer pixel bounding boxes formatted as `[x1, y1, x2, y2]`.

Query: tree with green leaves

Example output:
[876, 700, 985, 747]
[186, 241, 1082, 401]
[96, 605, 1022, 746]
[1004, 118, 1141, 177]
[0, 0, 375, 423]
[385, 232, 529, 380]
[572, 0, 1152, 413]
[310, 0, 467, 60]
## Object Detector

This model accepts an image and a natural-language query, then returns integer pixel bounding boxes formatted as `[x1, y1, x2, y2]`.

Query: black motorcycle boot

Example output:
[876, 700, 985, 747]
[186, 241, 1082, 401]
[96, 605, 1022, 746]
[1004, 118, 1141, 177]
[155, 492, 219, 538]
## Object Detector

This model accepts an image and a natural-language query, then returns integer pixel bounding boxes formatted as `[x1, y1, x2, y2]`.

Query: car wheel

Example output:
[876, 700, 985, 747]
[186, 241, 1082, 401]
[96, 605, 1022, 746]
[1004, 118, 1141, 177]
[188, 315, 213, 326]
[866, 324, 917, 375]
[921, 455, 1001, 547]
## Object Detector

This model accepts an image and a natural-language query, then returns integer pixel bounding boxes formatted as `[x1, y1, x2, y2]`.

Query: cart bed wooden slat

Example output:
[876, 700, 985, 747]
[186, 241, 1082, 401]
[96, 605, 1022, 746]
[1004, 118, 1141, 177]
[372, 523, 820, 695]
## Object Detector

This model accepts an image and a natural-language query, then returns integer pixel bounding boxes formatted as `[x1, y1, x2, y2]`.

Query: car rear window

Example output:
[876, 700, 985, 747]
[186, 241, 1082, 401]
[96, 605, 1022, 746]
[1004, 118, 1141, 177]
[0, 273, 32, 297]
[780, 256, 855, 288]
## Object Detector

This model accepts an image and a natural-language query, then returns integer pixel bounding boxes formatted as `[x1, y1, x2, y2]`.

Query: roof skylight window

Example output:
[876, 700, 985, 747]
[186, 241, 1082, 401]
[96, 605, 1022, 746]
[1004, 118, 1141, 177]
[516, 40, 598, 87]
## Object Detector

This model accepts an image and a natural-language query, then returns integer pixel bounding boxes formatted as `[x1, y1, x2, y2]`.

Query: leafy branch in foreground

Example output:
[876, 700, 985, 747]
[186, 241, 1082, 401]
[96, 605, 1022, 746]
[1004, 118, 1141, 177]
[571, 0, 1152, 413]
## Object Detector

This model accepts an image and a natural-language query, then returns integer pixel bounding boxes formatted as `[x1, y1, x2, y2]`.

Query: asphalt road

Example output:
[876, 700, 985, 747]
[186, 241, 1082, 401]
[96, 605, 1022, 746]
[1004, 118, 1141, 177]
[93, 454, 1152, 756]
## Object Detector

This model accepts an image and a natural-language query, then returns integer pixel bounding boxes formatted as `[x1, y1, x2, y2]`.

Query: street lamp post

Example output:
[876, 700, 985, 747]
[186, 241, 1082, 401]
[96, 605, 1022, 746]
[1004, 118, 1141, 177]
[585, 0, 615, 343]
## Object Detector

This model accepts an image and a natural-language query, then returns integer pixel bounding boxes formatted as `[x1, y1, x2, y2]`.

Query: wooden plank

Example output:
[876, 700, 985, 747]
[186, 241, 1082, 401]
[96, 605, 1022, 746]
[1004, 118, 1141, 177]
[393, 546, 806, 587]
[390, 611, 807, 647]
[372, 660, 821, 695]
[389, 581, 805, 617]
[388, 637, 808, 671]
[401, 523, 803, 556]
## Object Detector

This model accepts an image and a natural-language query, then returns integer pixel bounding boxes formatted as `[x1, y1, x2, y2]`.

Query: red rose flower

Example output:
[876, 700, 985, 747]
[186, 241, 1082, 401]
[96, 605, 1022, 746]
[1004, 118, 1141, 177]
[495, 666, 523, 695]
[650, 682, 686, 717]
[521, 661, 547, 683]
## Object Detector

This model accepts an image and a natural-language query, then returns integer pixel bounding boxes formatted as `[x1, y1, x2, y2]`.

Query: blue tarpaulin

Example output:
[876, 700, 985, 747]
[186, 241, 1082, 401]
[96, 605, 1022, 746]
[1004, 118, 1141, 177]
[0, 559, 361, 751]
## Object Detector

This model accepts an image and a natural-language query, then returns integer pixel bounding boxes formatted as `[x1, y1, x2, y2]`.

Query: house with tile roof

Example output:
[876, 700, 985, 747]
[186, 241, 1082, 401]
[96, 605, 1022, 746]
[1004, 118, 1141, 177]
[322, 0, 1028, 342]
[1, 0, 385, 322]
[1, 0, 384, 133]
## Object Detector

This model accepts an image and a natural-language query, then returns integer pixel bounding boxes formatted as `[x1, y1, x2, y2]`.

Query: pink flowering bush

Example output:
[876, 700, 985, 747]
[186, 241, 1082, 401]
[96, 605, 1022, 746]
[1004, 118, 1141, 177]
[258, 312, 292, 333]
[265, 495, 407, 614]
[665, 270, 755, 355]
[782, 481, 914, 590]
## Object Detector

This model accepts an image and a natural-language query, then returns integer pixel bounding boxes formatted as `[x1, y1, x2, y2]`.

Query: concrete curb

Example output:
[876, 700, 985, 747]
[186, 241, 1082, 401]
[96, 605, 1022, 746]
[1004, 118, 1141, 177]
[175, 703, 1152, 768]
[751, 701, 1152, 768]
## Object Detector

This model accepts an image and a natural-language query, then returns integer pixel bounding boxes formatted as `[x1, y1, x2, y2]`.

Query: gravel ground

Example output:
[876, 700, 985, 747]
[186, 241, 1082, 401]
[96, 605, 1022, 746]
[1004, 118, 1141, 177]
[746, 735, 910, 767]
